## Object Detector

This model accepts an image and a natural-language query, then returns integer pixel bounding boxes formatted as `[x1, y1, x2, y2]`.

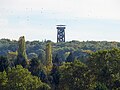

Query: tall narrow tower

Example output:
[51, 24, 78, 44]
[56, 25, 66, 42]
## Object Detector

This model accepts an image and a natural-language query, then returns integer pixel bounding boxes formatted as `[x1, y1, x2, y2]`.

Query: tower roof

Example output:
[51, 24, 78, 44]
[56, 25, 66, 26]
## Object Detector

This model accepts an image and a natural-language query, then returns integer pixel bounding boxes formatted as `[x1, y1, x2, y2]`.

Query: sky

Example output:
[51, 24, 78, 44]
[0, 0, 120, 42]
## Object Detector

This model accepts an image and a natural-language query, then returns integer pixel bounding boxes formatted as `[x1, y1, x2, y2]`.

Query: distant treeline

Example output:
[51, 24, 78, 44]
[0, 38, 119, 62]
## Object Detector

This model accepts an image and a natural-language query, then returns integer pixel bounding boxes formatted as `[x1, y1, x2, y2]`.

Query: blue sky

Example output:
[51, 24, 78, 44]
[0, 0, 120, 42]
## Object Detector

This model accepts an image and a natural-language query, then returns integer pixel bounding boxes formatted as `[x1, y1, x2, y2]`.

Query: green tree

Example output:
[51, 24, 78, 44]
[38, 49, 46, 65]
[53, 54, 61, 66]
[59, 60, 95, 90]
[0, 71, 8, 90]
[45, 41, 53, 72]
[29, 58, 47, 82]
[29, 58, 41, 76]
[66, 52, 75, 62]
[6, 65, 50, 90]
[17, 36, 28, 67]
[0, 56, 10, 72]
[28, 53, 38, 59]
[88, 48, 120, 89]
[51, 64, 60, 90]
[95, 82, 108, 90]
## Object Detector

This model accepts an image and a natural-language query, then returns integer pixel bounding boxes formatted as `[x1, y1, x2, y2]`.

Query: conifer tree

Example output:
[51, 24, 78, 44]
[45, 41, 53, 72]
[17, 36, 28, 67]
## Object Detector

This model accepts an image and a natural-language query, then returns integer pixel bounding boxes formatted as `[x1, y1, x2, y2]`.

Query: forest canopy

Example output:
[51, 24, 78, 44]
[0, 38, 120, 89]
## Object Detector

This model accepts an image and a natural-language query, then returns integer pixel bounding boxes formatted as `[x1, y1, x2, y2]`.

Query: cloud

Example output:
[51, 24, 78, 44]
[0, 0, 120, 20]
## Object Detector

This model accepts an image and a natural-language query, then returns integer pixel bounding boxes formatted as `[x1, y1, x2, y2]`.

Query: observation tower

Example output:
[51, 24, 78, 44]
[56, 25, 66, 42]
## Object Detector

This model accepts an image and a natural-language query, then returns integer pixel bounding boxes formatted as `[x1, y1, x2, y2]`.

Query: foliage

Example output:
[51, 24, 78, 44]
[66, 52, 75, 62]
[45, 42, 53, 72]
[50, 64, 60, 90]
[95, 82, 108, 90]
[38, 49, 46, 65]
[53, 54, 62, 66]
[4, 65, 50, 90]
[29, 57, 47, 82]
[0, 56, 10, 72]
[0, 71, 8, 90]
[88, 48, 120, 89]
[0, 39, 119, 62]
[28, 53, 38, 59]
[59, 60, 95, 90]
[17, 36, 28, 67]
[0, 39, 120, 89]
